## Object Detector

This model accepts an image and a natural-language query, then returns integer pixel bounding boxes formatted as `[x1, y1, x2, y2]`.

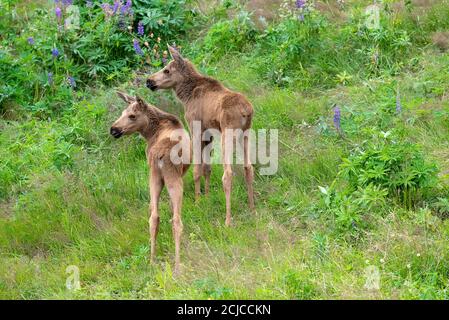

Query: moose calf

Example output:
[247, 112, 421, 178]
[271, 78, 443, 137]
[110, 92, 190, 274]
[147, 46, 255, 226]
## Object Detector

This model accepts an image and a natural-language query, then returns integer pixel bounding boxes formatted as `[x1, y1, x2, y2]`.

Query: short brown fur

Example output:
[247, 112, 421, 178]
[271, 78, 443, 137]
[147, 46, 255, 226]
[110, 92, 191, 274]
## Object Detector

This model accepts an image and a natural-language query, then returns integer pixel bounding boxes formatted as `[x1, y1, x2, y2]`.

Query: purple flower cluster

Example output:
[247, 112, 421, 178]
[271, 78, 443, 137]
[296, 0, 306, 9]
[333, 105, 341, 132]
[68, 76, 76, 88]
[133, 39, 143, 56]
[27, 37, 35, 45]
[121, 0, 132, 15]
[113, 1, 120, 14]
[137, 21, 144, 36]
[55, 6, 62, 20]
[62, 0, 73, 5]
[52, 48, 60, 58]
[47, 72, 54, 85]
[86, 0, 93, 8]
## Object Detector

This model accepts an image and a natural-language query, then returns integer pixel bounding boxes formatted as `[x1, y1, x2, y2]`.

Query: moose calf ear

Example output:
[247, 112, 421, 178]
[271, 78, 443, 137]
[168, 45, 185, 67]
[135, 95, 147, 111]
[117, 91, 135, 104]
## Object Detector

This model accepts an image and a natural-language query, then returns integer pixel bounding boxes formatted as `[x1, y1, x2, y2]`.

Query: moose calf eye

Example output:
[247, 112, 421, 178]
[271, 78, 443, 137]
[164, 69, 170, 74]
[129, 115, 136, 120]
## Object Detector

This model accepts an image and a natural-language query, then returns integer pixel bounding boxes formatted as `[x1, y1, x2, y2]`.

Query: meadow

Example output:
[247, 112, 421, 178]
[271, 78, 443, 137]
[1, 0, 449, 299]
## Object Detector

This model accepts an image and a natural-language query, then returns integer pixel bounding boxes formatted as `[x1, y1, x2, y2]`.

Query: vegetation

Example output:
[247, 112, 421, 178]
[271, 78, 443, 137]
[1, 0, 449, 299]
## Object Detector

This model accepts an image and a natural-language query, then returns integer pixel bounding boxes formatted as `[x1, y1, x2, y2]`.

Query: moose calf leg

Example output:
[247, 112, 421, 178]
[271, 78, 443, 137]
[166, 178, 184, 275]
[243, 135, 255, 211]
[149, 172, 163, 263]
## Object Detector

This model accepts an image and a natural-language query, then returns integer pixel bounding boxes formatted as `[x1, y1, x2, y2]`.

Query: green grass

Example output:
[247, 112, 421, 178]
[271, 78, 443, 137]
[1, 1, 449, 299]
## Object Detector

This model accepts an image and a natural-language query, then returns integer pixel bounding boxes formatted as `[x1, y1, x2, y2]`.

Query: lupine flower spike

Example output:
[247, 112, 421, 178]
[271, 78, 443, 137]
[27, 37, 35, 45]
[133, 39, 143, 56]
[52, 48, 59, 58]
[137, 21, 144, 36]
[68, 76, 76, 88]
[396, 86, 402, 114]
[47, 72, 54, 85]
[55, 6, 62, 20]
[296, 0, 306, 9]
[333, 104, 342, 134]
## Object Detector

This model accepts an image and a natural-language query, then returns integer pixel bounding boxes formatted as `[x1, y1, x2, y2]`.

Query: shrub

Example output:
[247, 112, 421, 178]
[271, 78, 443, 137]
[0, 0, 197, 114]
[338, 129, 438, 207]
[202, 10, 257, 61]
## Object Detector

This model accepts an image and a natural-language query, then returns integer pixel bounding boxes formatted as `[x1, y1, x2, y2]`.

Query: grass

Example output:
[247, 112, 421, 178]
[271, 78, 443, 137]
[1, 1, 449, 299]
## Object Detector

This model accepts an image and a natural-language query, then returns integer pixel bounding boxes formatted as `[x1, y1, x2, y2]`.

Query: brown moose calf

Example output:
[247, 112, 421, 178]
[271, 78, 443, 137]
[110, 92, 190, 274]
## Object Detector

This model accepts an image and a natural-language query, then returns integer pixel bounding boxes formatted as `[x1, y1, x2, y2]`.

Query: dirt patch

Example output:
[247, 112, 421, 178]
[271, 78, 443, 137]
[432, 31, 449, 52]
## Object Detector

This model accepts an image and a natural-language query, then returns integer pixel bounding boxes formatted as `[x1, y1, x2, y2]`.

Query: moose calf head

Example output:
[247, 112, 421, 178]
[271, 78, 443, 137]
[110, 92, 149, 139]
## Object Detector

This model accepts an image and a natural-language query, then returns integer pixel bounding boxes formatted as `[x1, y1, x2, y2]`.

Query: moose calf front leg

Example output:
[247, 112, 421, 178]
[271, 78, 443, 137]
[193, 164, 202, 200]
[221, 132, 233, 226]
[149, 172, 163, 264]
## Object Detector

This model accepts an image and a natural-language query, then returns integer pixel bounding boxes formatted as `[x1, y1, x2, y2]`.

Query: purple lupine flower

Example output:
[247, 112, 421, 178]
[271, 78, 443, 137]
[396, 88, 402, 114]
[86, 0, 93, 8]
[333, 105, 341, 132]
[113, 1, 120, 14]
[55, 6, 62, 19]
[62, 0, 73, 6]
[121, 0, 132, 14]
[68, 76, 76, 88]
[137, 21, 144, 36]
[133, 39, 143, 55]
[296, 0, 306, 9]
[162, 57, 168, 65]
[47, 72, 54, 85]
[298, 13, 305, 21]
[101, 3, 110, 14]
[51, 48, 59, 58]
[54, 0, 60, 3]
[27, 37, 35, 45]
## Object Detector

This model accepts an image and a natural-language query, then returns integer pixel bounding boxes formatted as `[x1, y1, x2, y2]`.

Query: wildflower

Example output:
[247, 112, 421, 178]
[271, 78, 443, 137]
[51, 47, 59, 58]
[55, 6, 62, 20]
[101, 3, 111, 16]
[113, 0, 120, 14]
[137, 21, 144, 36]
[27, 37, 35, 45]
[416, 253, 421, 257]
[121, 0, 132, 15]
[133, 39, 143, 56]
[296, 0, 306, 9]
[380, 258, 385, 264]
[86, 0, 93, 8]
[396, 86, 402, 114]
[47, 72, 54, 85]
[144, 41, 149, 47]
[298, 13, 305, 22]
[68, 76, 76, 88]
[333, 104, 341, 132]
[62, 0, 73, 6]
